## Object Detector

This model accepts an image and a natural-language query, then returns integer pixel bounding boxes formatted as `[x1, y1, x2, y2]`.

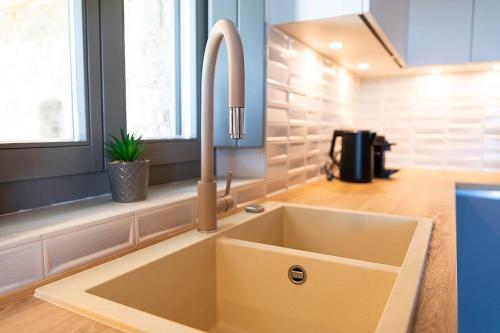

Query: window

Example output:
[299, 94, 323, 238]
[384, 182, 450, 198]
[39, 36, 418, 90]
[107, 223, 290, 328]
[124, 0, 197, 140]
[0, 0, 206, 213]
[0, 0, 86, 144]
[0, 0, 102, 185]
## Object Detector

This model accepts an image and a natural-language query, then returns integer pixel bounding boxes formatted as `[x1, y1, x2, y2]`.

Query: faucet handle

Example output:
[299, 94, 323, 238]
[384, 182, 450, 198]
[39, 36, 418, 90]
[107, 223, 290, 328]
[217, 171, 236, 214]
[224, 171, 233, 197]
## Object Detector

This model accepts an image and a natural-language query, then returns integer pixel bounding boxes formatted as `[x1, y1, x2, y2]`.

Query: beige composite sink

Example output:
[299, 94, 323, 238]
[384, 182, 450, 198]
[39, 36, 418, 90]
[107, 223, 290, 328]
[35, 202, 433, 333]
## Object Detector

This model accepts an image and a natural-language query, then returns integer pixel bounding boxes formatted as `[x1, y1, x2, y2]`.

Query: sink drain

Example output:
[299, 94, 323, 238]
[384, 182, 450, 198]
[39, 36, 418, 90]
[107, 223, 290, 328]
[288, 265, 306, 285]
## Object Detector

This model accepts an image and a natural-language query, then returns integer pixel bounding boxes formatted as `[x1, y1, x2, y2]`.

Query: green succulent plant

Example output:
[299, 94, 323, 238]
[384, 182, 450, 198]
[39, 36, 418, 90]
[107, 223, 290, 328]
[105, 129, 144, 162]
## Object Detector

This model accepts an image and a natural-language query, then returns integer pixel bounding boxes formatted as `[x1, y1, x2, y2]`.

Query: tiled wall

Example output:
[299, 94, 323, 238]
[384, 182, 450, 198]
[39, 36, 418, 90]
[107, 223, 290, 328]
[265, 27, 359, 195]
[0, 179, 267, 295]
[355, 72, 500, 171]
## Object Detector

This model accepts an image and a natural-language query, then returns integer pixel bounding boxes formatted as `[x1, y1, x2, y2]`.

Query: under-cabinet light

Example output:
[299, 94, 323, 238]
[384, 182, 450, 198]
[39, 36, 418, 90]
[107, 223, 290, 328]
[328, 41, 343, 50]
[357, 63, 370, 70]
[430, 67, 443, 75]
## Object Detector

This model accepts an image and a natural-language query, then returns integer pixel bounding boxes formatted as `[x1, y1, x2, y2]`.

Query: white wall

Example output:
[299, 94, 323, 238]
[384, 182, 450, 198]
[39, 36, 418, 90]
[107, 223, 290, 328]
[355, 71, 500, 171]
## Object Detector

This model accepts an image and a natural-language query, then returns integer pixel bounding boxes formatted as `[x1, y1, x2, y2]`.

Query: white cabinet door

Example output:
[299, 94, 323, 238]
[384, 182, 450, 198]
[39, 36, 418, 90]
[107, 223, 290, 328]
[407, 0, 473, 66]
[471, 0, 500, 62]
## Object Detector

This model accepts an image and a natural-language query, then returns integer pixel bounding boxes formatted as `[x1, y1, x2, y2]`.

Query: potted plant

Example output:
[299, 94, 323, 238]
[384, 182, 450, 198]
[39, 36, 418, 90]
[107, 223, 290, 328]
[105, 129, 150, 203]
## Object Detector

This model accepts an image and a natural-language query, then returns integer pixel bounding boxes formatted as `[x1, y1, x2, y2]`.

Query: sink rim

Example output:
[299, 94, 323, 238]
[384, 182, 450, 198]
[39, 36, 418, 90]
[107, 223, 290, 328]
[35, 201, 433, 333]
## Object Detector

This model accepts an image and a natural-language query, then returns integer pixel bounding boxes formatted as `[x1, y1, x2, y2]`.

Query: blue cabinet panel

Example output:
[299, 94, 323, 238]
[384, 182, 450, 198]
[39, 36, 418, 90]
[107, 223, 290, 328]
[456, 184, 500, 333]
[209, 0, 265, 147]
[471, 0, 500, 62]
[407, 0, 473, 66]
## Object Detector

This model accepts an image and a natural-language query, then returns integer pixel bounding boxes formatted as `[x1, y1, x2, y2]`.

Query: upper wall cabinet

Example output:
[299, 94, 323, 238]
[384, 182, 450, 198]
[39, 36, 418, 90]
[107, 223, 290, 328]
[366, 0, 409, 62]
[210, 0, 265, 147]
[407, 0, 473, 66]
[408, 0, 500, 66]
[266, 0, 500, 73]
[266, 0, 409, 74]
[471, 0, 500, 62]
[265, 0, 366, 25]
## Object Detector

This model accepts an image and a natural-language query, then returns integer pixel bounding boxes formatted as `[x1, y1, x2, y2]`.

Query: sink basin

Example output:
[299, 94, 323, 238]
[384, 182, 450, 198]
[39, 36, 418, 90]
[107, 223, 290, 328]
[223, 204, 418, 266]
[35, 202, 433, 333]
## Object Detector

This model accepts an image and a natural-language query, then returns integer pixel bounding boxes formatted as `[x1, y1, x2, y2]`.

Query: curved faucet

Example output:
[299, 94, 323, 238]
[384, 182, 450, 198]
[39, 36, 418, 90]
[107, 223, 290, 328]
[197, 19, 245, 232]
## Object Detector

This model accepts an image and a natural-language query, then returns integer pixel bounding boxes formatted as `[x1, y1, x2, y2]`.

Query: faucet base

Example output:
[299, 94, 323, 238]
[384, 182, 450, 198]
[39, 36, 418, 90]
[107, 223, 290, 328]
[197, 180, 217, 232]
[196, 227, 219, 233]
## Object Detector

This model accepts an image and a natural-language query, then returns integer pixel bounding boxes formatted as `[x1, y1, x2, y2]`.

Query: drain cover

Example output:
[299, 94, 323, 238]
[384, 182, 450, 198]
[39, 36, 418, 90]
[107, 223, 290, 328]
[288, 265, 306, 285]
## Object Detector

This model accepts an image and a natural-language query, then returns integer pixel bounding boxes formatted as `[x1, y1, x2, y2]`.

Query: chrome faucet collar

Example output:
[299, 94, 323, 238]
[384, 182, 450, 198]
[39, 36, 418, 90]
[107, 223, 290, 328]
[229, 107, 245, 140]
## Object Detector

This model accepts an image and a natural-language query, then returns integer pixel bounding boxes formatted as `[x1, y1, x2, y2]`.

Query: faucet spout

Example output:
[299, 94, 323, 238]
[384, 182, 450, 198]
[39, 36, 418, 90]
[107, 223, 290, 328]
[197, 19, 245, 232]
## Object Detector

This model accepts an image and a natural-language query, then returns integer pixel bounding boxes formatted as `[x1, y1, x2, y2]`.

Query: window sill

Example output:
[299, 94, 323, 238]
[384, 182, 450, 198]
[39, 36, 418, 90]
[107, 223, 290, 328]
[0, 177, 263, 250]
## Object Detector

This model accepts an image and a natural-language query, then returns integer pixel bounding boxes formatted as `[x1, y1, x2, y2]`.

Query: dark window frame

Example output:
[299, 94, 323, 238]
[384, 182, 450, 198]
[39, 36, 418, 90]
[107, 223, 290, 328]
[101, 0, 202, 168]
[0, 0, 104, 183]
[0, 0, 207, 214]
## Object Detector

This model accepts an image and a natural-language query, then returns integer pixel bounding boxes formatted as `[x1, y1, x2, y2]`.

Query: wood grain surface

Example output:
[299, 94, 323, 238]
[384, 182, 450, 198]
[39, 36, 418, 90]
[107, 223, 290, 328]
[1, 169, 499, 333]
[0, 295, 120, 333]
[272, 169, 500, 333]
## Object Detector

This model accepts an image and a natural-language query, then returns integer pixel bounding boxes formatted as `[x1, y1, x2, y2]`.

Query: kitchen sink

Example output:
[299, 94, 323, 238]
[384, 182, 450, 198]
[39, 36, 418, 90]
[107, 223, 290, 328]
[223, 204, 418, 266]
[35, 202, 433, 333]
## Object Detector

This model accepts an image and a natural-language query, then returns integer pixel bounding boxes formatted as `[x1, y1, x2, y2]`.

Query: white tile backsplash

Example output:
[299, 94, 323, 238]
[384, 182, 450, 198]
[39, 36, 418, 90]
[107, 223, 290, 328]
[136, 200, 196, 244]
[0, 178, 264, 295]
[0, 240, 44, 294]
[43, 214, 135, 276]
[355, 72, 500, 171]
[265, 27, 360, 192]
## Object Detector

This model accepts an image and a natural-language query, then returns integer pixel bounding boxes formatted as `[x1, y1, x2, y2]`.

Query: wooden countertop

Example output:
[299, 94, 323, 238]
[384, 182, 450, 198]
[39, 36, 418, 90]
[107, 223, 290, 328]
[2, 169, 499, 333]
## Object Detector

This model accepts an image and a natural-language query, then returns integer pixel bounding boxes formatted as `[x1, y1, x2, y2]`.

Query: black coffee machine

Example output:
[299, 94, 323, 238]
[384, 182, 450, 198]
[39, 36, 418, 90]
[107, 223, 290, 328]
[326, 130, 398, 183]
[329, 130, 376, 183]
[373, 135, 399, 178]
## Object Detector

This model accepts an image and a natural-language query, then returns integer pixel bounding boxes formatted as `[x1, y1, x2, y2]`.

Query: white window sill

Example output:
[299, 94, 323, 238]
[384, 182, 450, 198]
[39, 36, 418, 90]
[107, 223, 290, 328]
[0, 177, 263, 250]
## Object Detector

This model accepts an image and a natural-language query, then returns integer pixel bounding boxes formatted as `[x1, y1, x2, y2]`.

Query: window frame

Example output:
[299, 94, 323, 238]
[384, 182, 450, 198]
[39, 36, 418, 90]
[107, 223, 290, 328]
[0, 0, 207, 214]
[98, 0, 202, 168]
[0, 0, 104, 183]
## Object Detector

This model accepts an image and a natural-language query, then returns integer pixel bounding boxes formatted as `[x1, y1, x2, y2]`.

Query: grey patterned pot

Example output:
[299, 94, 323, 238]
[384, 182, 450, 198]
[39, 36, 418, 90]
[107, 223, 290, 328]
[107, 160, 150, 203]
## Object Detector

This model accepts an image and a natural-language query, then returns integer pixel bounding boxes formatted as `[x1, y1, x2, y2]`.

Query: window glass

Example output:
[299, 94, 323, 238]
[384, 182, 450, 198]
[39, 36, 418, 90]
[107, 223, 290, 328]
[0, 0, 86, 144]
[124, 0, 197, 140]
